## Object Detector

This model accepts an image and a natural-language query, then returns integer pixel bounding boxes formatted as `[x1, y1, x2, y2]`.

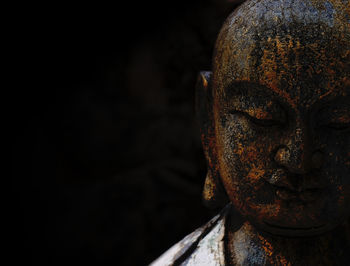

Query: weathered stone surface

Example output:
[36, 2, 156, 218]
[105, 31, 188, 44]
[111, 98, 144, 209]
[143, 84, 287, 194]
[154, 0, 350, 264]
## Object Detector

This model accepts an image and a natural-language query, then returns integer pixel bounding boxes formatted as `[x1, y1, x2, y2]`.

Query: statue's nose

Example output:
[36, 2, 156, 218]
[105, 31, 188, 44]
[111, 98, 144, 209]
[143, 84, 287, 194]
[274, 127, 323, 174]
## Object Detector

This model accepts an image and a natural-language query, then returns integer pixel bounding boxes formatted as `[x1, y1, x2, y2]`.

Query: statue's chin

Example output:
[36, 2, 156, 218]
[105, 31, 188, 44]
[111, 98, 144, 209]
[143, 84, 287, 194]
[254, 221, 342, 238]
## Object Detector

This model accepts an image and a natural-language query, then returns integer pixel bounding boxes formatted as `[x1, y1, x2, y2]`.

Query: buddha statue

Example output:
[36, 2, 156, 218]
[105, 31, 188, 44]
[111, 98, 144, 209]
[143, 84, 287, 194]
[151, 0, 350, 265]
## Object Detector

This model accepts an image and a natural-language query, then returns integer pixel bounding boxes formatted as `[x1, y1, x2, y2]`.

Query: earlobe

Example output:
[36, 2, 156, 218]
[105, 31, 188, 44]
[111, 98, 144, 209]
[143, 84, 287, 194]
[203, 170, 228, 209]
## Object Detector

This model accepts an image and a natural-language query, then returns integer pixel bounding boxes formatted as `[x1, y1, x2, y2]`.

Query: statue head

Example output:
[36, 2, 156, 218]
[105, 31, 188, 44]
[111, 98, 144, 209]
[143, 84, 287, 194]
[196, 0, 350, 237]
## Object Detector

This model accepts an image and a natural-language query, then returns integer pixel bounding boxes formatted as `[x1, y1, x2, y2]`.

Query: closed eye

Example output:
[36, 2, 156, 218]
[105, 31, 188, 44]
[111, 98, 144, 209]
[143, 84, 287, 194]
[249, 116, 284, 127]
[230, 110, 285, 127]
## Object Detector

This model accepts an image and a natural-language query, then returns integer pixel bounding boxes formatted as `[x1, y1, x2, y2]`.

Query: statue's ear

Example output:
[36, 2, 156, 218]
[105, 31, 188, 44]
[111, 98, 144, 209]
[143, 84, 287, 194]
[195, 71, 228, 209]
[195, 71, 213, 154]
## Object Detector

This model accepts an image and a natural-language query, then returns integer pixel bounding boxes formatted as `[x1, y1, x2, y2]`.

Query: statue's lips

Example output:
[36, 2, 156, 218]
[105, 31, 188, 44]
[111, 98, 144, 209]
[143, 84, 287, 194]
[264, 222, 326, 231]
[274, 186, 325, 202]
[258, 183, 331, 236]
[264, 171, 327, 202]
[262, 221, 329, 236]
[258, 218, 333, 237]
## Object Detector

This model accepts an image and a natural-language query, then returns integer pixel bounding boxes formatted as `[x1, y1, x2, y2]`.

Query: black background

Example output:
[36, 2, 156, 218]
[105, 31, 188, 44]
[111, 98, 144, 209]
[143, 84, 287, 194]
[12, 1, 242, 265]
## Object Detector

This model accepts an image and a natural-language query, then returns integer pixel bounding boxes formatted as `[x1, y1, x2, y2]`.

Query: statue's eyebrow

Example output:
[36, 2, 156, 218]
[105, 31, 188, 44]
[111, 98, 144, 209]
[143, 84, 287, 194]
[223, 81, 296, 112]
[223, 81, 272, 98]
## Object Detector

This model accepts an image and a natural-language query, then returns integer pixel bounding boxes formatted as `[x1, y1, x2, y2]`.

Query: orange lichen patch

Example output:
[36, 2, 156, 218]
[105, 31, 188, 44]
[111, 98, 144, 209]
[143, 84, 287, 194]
[246, 166, 265, 181]
[292, 40, 302, 77]
[246, 201, 282, 222]
[246, 107, 273, 120]
[233, 142, 245, 156]
[202, 77, 208, 89]
[242, 144, 259, 162]
[257, 27, 348, 106]
[203, 172, 218, 201]
[275, 255, 291, 266]
[258, 235, 274, 257]
[265, 204, 282, 219]
[259, 36, 298, 109]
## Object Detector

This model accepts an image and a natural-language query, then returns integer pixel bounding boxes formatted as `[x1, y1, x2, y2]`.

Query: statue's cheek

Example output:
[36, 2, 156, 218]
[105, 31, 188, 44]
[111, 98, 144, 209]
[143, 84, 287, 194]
[319, 132, 350, 184]
[223, 126, 277, 169]
[217, 118, 278, 204]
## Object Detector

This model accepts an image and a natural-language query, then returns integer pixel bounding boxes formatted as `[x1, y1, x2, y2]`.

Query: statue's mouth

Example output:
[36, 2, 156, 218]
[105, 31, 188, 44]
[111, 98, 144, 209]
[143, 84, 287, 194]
[264, 221, 326, 231]
[264, 170, 327, 202]
[274, 186, 325, 202]
[262, 221, 330, 237]
[265, 169, 327, 203]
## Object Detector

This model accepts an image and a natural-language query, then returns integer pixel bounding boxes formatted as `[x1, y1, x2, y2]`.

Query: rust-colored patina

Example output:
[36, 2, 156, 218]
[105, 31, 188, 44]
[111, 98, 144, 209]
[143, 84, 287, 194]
[196, 0, 350, 264]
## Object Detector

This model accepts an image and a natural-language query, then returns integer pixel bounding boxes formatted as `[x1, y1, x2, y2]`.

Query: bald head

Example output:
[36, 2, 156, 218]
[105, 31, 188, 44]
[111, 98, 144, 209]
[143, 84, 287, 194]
[213, 0, 350, 101]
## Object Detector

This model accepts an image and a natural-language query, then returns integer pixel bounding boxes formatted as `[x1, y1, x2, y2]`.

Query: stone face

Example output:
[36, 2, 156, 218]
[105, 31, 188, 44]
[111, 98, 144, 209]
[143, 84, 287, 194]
[154, 0, 349, 264]
[198, 0, 349, 264]
[205, 0, 350, 238]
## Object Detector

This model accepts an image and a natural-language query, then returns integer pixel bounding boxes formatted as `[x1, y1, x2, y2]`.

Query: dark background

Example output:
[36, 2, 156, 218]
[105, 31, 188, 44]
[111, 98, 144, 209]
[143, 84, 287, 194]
[12, 1, 243, 265]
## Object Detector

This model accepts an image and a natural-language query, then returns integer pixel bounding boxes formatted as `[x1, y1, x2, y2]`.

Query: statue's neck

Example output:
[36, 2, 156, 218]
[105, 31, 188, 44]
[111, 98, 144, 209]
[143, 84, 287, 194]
[225, 219, 350, 266]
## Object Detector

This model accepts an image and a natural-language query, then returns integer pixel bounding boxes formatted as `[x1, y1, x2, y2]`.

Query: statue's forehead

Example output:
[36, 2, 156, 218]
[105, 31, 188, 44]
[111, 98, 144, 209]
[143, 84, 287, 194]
[214, 31, 349, 107]
[215, 80, 349, 112]
[214, 39, 349, 109]
[212, 0, 350, 109]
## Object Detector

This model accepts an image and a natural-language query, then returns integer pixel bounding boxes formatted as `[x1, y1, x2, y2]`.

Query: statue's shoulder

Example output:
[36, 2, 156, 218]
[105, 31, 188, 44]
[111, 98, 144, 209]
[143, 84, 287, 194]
[150, 206, 231, 266]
